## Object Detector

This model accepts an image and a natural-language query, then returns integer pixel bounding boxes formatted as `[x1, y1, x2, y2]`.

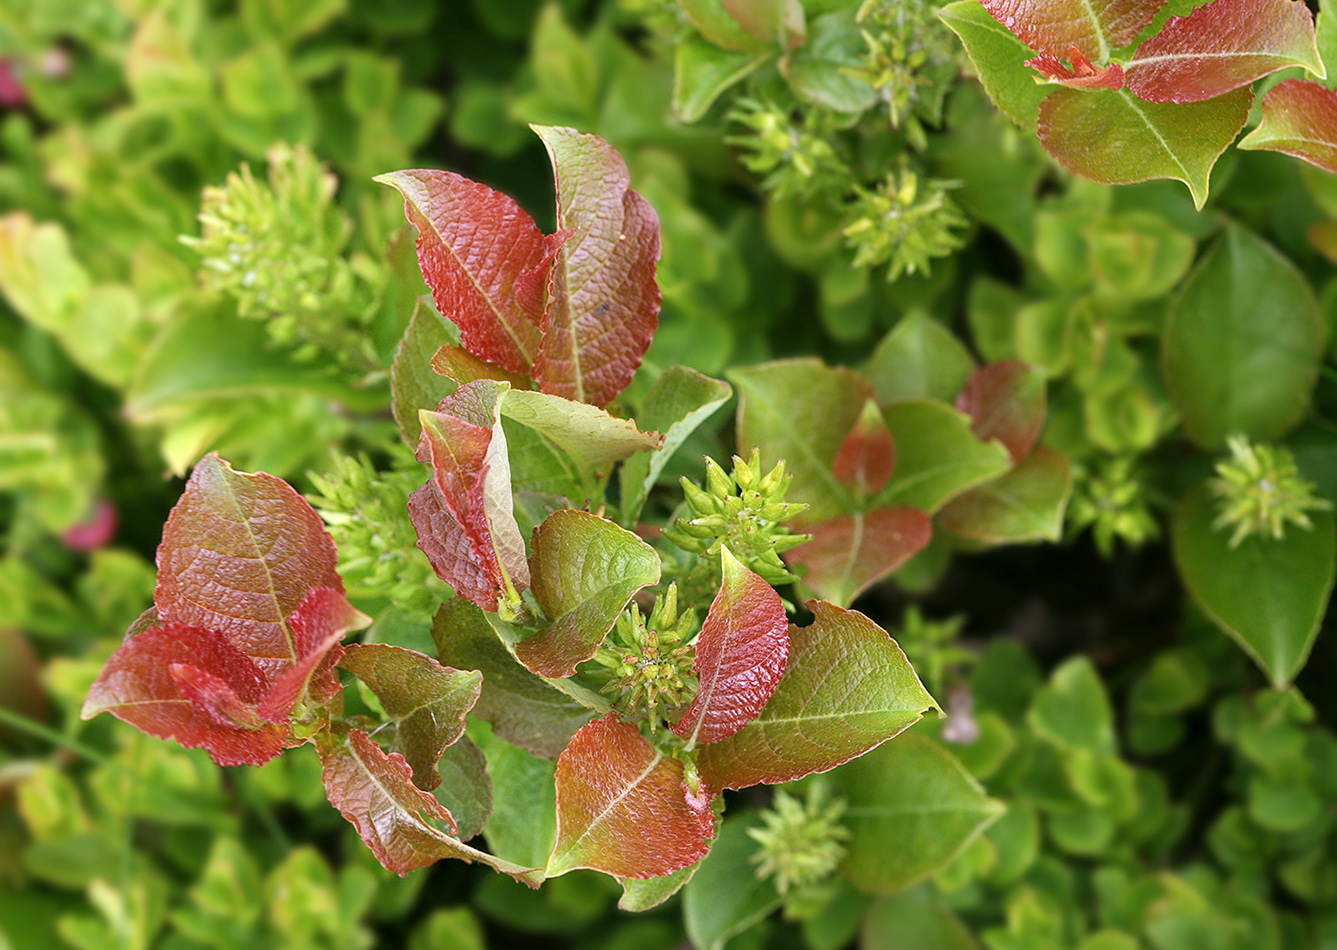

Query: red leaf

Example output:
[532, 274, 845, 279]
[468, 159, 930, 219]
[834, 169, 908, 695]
[531, 127, 661, 409]
[671, 549, 789, 746]
[784, 508, 933, 606]
[1238, 79, 1337, 175]
[981, 0, 1166, 59]
[374, 168, 559, 376]
[832, 399, 895, 499]
[549, 716, 714, 879]
[81, 623, 290, 767]
[1027, 46, 1126, 90]
[259, 587, 367, 722]
[410, 381, 530, 616]
[955, 361, 1046, 463]
[1125, 0, 1322, 104]
[154, 453, 343, 677]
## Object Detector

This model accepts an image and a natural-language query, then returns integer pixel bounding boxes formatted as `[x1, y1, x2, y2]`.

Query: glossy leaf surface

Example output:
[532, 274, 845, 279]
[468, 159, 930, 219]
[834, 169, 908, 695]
[956, 361, 1046, 463]
[835, 731, 1004, 892]
[339, 643, 482, 791]
[980, 0, 1164, 59]
[939, 0, 1052, 130]
[516, 510, 661, 677]
[1162, 226, 1325, 449]
[256, 586, 366, 722]
[319, 726, 541, 881]
[731, 359, 871, 523]
[373, 168, 553, 376]
[937, 446, 1072, 544]
[155, 453, 343, 673]
[548, 716, 714, 878]
[82, 622, 289, 767]
[877, 401, 1013, 514]
[672, 549, 789, 746]
[1125, 0, 1324, 104]
[1238, 79, 1337, 174]
[500, 389, 662, 479]
[697, 601, 939, 794]
[531, 126, 661, 408]
[1173, 483, 1335, 688]
[786, 508, 933, 607]
[1037, 87, 1251, 210]
[432, 599, 593, 761]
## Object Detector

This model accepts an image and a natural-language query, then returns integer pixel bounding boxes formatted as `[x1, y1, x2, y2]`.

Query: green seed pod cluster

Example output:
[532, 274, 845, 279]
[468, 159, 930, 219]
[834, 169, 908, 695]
[593, 583, 699, 734]
[663, 449, 811, 588]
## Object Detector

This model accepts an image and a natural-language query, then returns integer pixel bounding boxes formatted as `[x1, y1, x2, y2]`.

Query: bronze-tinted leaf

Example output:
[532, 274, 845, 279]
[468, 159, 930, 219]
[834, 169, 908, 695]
[955, 361, 1046, 463]
[785, 508, 933, 607]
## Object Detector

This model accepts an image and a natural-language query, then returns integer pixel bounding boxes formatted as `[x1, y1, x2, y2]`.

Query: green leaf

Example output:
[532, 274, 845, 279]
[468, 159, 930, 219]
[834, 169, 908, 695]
[862, 887, 979, 950]
[1086, 212, 1197, 303]
[391, 302, 459, 446]
[473, 720, 559, 869]
[1162, 225, 1326, 449]
[432, 599, 593, 761]
[781, 10, 875, 113]
[697, 600, 939, 794]
[618, 863, 700, 912]
[724, 0, 807, 48]
[339, 644, 482, 792]
[866, 312, 976, 406]
[834, 731, 1004, 893]
[681, 0, 774, 51]
[674, 35, 772, 122]
[1036, 87, 1251, 210]
[731, 359, 870, 523]
[936, 446, 1072, 544]
[619, 366, 732, 526]
[515, 510, 662, 677]
[682, 811, 782, 950]
[433, 737, 493, 842]
[1172, 482, 1336, 687]
[875, 401, 1013, 514]
[1238, 79, 1337, 175]
[938, 0, 1052, 130]
[1028, 656, 1116, 754]
[548, 715, 714, 878]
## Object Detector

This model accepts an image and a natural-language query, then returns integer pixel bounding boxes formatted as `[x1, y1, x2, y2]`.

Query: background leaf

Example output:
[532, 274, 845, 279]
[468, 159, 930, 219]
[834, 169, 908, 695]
[1238, 79, 1337, 175]
[1172, 482, 1336, 687]
[1162, 225, 1326, 449]
[548, 716, 714, 878]
[833, 731, 1004, 893]
[697, 601, 939, 794]
[391, 302, 459, 446]
[682, 811, 782, 950]
[936, 446, 1072, 544]
[516, 510, 662, 677]
[786, 508, 933, 607]
[866, 312, 976, 406]
[955, 361, 1046, 463]
[876, 401, 1013, 514]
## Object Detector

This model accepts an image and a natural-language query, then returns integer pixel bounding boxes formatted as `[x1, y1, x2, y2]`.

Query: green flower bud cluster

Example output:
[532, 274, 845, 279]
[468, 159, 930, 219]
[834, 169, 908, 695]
[892, 605, 971, 698]
[182, 143, 373, 369]
[843, 163, 967, 282]
[663, 449, 811, 588]
[1066, 456, 1161, 558]
[726, 99, 850, 203]
[851, 0, 962, 148]
[1209, 435, 1331, 549]
[593, 584, 698, 734]
[749, 787, 851, 896]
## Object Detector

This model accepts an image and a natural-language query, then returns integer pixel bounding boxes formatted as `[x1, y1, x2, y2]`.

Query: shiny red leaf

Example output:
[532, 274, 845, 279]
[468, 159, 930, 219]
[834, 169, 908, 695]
[1238, 79, 1337, 175]
[532, 126, 661, 409]
[671, 549, 789, 747]
[1126, 0, 1323, 104]
[955, 361, 1046, 463]
[784, 508, 933, 607]
[410, 381, 529, 617]
[374, 168, 561, 376]
[154, 453, 344, 677]
[549, 716, 714, 879]
[832, 399, 895, 500]
[81, 622, 290, 767]
[1027, 46, 1126, 89]
[981, 0, 1165, 59]
[258, 587, 367, 722]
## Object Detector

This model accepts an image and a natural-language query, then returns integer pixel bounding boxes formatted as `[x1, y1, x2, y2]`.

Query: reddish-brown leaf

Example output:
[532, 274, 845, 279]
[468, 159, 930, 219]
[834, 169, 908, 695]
[784, 508, 933, 607]
[410, 381, 529, 617]
[549, 716, 714, 879]
[259, 587, 367, 722]
[1238, 79, 1337, 175]
[155, 453, 343, 676]
[671, 549, 789, 747]
[832, 399, 896, 500]
[374, 168, 560, 376]
[81, 622, 290, 767]
[1027, 46, 1126, 89]
[1125, 0, 1323, 104]
[431, 343, 533, 390]
[955, 361, 1046, 463]
[981, 0, 1166, 59]
[531, 127, 661, 408]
